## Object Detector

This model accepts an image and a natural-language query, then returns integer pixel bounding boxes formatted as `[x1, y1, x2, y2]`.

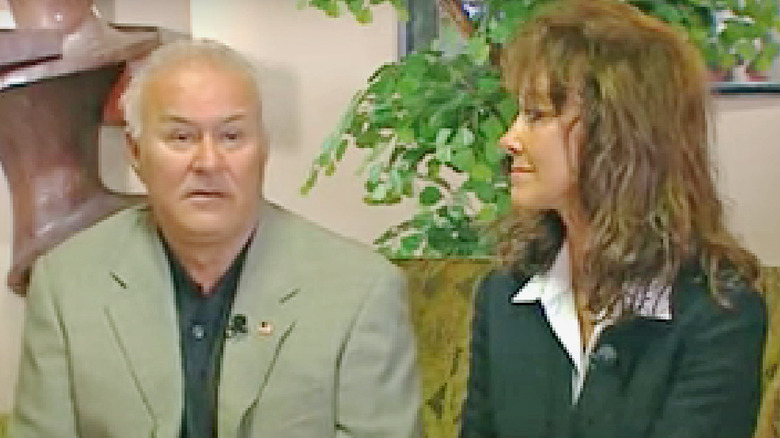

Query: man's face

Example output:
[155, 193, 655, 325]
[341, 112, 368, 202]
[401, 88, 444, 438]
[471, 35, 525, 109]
[129, 59, 267, 245]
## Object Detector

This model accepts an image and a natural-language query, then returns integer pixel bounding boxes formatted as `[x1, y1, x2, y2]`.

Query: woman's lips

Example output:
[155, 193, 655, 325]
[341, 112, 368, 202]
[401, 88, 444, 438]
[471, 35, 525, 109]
[511, 165, 535, 173]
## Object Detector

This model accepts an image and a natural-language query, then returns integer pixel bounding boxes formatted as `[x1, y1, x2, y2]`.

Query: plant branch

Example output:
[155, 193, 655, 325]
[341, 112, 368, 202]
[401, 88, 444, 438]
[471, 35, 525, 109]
[416, 172, 454, 193]
[437, 0, 474, 38]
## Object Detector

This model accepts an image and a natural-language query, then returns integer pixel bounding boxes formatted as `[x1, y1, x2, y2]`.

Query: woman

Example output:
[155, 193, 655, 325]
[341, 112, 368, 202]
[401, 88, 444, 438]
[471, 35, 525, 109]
[460, 1, 767, 437]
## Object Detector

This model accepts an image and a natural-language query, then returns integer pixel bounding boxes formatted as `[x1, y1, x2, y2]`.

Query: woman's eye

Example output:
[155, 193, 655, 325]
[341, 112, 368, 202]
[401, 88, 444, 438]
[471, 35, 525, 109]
[524, 108, 552, 123]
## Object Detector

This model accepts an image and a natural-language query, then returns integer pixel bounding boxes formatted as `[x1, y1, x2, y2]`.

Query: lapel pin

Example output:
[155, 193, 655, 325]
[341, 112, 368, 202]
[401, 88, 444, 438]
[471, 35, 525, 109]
[257, 321, 274, 336]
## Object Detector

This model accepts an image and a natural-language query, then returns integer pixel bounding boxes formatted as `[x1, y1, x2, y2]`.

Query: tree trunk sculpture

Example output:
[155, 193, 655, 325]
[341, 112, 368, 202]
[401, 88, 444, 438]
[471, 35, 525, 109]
[0, 0, 159, 294]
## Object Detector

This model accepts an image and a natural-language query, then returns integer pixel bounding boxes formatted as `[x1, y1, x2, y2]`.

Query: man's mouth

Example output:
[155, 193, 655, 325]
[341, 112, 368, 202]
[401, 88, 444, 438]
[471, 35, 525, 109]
[186, 189, 227, 198]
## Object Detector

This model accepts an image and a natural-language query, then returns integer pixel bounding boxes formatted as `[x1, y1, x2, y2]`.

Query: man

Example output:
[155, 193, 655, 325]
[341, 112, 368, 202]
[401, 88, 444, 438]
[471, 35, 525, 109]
[10, 39, 422, 437]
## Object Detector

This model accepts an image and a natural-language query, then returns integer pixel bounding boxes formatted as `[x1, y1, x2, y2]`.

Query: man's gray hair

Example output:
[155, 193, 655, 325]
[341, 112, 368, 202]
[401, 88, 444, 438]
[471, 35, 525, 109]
[121, 38, 263, 140]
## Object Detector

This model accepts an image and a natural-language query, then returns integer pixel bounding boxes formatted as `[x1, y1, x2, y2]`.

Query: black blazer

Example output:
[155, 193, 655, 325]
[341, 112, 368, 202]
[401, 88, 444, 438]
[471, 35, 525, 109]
[460, 264, 767, 438]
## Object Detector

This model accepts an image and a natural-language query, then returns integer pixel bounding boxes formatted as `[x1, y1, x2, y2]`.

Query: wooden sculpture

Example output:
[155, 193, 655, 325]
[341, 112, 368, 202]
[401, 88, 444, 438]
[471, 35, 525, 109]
[0, 0, 160, 294]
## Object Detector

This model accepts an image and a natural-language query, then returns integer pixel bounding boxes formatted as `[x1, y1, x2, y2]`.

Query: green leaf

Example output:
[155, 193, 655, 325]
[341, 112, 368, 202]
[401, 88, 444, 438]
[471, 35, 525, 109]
[466, 35, 491, 66]
[427, 226, 456, 253]
[435, 128, 453, 146]
[435, 144, 453, 162]
[476, 205, 497, 222]
[470, 163, 493, 182]
[346, 0, 363, 15]
[370, 183, 388, 201]
[419, 186, 443, 206]
[470, 180, 496, 203]
[497, 97, 518, 125]
[401, 234, 423, 254]
[754, 41, 779, 71]
[496, 190, 512, 216]
[451, 149, 476, 172]
[412, 212, 435, 228]
[335, 138, 349, 160]
[398, 76, 419, 96]
[355, 130, 380, 149]
[734, 39, 758, 62]
[396, 126, 415, 144]
[477, 76, 501, 94]
[395, 6, 409, 22]
[487, 17, 512, 44]
[300, 169, 319, 195]
[389, 168, 404, 194]
[366, 163, 382, 184]
[325, 1, 341, 17]
[316, 152, 333, 166]
[453, 126, 476, 148]
[480, 116, 505, 143]
[485, 139, 504, 165]
[656, 4, 684, 23]
[354, 8, 373, 23]
[718, 52, 738, 70]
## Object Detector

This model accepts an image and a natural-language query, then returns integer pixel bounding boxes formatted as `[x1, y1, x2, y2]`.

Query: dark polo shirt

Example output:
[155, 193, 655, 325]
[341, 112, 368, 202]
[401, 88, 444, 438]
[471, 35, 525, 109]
[162, 238, 251, 438]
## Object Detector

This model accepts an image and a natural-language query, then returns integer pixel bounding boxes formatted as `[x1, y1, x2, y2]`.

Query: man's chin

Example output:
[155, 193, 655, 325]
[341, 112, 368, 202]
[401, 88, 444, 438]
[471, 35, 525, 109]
[158, 216, 241, 242]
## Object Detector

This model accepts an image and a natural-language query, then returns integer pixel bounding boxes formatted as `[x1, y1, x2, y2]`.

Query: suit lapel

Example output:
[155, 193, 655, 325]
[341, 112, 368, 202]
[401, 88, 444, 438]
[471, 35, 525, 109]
[217, 203, 301, 437]
[103, 211, 183, 434]
[482, 272, 573, 436]
[500, 300, 574, 436]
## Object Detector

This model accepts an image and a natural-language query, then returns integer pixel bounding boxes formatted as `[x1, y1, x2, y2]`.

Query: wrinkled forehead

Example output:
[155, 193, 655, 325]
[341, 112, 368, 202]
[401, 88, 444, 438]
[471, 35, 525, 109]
[141, 59, 263, 123]
[145, 57, 260, 101]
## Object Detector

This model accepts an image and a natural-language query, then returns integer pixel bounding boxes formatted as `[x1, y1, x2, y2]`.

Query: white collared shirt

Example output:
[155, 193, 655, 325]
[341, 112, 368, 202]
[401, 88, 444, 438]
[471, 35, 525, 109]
[511, 243, 672, 403]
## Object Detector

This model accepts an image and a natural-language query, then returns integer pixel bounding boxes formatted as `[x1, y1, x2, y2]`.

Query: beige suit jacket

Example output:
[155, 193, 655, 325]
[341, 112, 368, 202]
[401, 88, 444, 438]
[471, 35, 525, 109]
[10, 202, 421, 437]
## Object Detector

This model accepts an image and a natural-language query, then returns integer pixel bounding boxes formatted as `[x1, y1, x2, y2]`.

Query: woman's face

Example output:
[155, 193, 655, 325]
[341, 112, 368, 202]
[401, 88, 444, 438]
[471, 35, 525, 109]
[499, 87, 583, 216]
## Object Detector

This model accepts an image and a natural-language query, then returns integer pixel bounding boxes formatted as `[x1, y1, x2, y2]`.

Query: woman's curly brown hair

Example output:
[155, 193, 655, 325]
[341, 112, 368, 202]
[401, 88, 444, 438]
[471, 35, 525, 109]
[495, 0, 759, 317]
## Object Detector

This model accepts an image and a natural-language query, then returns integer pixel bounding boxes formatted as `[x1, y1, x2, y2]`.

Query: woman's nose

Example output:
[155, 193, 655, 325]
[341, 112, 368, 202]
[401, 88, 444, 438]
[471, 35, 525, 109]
[500, 118, 525, 155]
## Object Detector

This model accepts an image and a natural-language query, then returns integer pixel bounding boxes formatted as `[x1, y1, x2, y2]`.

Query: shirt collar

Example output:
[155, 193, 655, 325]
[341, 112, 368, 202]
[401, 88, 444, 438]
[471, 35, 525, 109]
[511, 242, 672, 321]
[512, 242, 571, 306]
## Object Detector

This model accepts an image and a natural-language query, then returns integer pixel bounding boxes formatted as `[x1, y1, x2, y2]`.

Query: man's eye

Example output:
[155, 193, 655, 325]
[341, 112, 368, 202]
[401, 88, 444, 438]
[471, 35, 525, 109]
[166, 131, 196, 143]
[220, 130, 244, 145]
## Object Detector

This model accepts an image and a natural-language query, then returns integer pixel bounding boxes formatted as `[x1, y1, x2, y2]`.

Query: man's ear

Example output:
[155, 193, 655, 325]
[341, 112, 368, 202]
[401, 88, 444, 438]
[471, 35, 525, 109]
[125, 131, 142, 178]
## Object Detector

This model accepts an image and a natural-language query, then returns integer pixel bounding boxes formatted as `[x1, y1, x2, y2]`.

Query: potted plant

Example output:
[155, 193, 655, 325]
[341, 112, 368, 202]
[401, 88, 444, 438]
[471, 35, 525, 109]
[299, 0, 780, 258]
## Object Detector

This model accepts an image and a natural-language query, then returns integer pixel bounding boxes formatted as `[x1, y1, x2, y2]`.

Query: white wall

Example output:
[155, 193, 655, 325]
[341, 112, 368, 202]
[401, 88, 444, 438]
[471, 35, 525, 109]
[1, 0, 780, 412]
[0, 0, 13, 28]
[189, 0, 414, 243]
[713, 95, 780, 266]
[113, 0, 189, 34]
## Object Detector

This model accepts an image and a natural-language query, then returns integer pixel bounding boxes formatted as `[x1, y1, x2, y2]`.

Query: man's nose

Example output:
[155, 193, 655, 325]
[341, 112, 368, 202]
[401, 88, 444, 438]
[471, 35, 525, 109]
[192, 135, 223, 169]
